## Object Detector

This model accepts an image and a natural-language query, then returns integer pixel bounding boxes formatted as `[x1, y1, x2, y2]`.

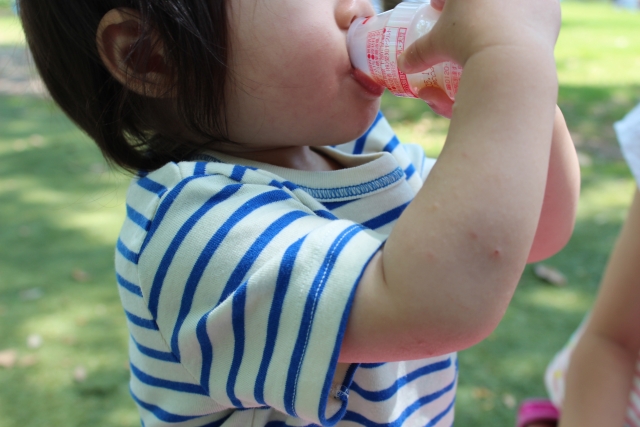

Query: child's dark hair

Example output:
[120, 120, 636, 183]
[19, 0, 229, 172]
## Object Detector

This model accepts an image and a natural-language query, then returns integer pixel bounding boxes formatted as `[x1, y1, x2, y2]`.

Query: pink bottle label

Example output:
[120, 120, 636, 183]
[364, 26, 462, 100]
[366, 27, 414, 98]
[442, 62, 462, 99]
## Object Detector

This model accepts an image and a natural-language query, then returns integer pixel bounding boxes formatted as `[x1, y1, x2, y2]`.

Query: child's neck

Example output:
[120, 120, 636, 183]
[221, 145, 343, 172]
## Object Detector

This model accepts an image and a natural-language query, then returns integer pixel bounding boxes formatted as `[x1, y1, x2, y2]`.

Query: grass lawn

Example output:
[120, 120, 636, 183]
[0, 2, 639, 426]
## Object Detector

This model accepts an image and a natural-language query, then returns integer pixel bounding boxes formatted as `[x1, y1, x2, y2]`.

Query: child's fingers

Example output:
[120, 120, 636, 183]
[430, 0, 445, 11]
[417, 86, 453, 118]
[397, 32, 448, 75]
[399, 0, 561, 76]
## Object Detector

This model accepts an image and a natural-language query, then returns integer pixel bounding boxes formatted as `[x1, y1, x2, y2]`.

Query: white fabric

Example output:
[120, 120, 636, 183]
[116, 113, 456, 427]
[614, 102, 640, 187]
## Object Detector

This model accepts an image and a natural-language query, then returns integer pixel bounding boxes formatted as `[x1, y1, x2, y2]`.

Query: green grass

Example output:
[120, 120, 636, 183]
[0, 2, 639, 426]
[0, 15, 23, 46]
[0, 96, 136, 426]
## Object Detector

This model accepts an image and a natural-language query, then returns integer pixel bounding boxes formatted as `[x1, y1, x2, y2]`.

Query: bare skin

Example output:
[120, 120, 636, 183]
[95, 0, 579, 374]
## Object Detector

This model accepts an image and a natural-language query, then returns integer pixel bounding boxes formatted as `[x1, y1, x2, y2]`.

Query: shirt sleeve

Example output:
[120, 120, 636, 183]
[614, 103, 640, 187]
[135, 169, 385, 426]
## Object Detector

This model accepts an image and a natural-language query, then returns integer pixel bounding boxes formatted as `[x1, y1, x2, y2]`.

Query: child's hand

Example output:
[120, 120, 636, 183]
[398, 0, 561, 76]
[417, 86, 453, 118]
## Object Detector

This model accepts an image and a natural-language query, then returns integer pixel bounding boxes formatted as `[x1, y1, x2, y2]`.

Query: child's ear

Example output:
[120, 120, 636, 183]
[96, 8, 172, 98]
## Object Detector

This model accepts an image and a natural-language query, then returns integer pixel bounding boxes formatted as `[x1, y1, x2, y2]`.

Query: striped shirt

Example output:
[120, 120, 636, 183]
[116, 112, 458, 427]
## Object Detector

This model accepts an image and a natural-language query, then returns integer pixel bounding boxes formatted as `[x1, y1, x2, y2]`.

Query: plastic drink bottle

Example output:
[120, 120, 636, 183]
[347, 1, 462, 100]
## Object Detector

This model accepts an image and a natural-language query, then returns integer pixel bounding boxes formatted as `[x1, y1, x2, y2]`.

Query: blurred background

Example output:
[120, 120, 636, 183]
[1, 0, 639, 426]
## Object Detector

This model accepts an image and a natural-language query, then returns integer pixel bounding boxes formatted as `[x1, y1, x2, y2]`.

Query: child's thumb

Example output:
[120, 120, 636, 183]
[397, 33, 448, 75]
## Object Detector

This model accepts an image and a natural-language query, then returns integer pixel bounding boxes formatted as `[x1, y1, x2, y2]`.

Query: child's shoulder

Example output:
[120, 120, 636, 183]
[121, 160, 327, 246]
[333, 112, 435, 178]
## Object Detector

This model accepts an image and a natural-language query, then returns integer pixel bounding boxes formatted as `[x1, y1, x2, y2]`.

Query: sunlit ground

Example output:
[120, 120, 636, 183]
[0, 2, 639, 426]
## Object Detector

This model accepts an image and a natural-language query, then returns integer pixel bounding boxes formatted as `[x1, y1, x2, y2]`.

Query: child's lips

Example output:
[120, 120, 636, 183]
[351, 68, 385, 97]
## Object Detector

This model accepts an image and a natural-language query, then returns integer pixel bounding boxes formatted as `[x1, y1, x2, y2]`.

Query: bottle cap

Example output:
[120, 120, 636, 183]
[387, 2, 425, 29]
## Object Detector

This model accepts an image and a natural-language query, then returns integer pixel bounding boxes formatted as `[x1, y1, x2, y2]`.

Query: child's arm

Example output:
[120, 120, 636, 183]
[340, 0, 562, 362]
[528, 106, 580, 263]
[559, 189, 640, 427]
[421, 101, 579, 264]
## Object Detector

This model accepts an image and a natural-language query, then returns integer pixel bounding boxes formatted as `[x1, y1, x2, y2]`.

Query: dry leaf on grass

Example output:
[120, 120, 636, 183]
[27, 334, 43, 349]
[72, 269, 90, 282]
[533, 264, 567, 286]
[74, 365, 87, 382]
[472, 387, 493, 400]
[0, 349, 18, 369]
[502, 393, 516, 409]
[19, 288, 43, 301]
[19, 354, 38, 367]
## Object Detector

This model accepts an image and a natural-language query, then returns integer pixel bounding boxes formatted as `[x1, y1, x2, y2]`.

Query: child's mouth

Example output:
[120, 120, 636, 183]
[351, 68, 385, 97]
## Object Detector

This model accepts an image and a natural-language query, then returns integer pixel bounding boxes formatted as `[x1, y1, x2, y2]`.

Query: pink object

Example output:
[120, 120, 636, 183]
[516, 399, 560, 427]
[347, 1, 462, 100]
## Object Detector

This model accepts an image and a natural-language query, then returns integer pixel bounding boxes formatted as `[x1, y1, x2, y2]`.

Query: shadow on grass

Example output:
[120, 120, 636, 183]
[381, 86, 640, 426]
[0, 94, 138, 426]
[452, 85, 640, 425]
[1, 79, 639, 426]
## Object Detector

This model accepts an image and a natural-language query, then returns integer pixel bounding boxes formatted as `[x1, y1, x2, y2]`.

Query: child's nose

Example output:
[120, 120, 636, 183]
[335, 0, 376, 31]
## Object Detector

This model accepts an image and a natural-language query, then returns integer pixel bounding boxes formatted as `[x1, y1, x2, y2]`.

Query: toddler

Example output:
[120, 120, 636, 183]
[19, 0, 578, 425]
[519, 104, 640, 427]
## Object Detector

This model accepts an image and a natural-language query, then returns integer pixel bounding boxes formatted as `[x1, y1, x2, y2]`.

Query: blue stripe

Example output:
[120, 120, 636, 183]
[216, 210, 309, 307]
[362, 202, 410, 230]
[282, 181, 299, 192]
[284, 224, 363, 417]
[131, 389, 200, 423]
[342, 375, 457, 426]
[127, 205, 152, 231]
[125, 311, 158, 330]
[296, 167, 404, 201]
[226, 283, 248, 407]
[383, 135, 400, 153]
[137, 177, 168, 197]
[171, 210, 307, 360]
[196, 312, 213, 395]
[230, 165, 247, 182]
[117, 238, 139, 264]
[314, 209, 338, 220]
[194, 162, 207, 175]
[140, 175, 214, 258]
[350, 358, 452, 401]
[269, 180, 284, 189]
[353, 111, 384, 154]
[189, 190, 294, 389]
[322, 199, 357, 210]
[117, 273, 143, 297]
[360, 362, 386, 369]
[425, 397, 456, 427]
[130, 363, 207, 395]
[199, 413, 236, 427]
[254, 237, 307, 404]
[316, 247, 383, 426]
[148, 184, 242, 321]
[131, 335, 179, 362]
[404, 164, 416, 179]
[130, 390, 233, 425]
[264, 422, 315, 427]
